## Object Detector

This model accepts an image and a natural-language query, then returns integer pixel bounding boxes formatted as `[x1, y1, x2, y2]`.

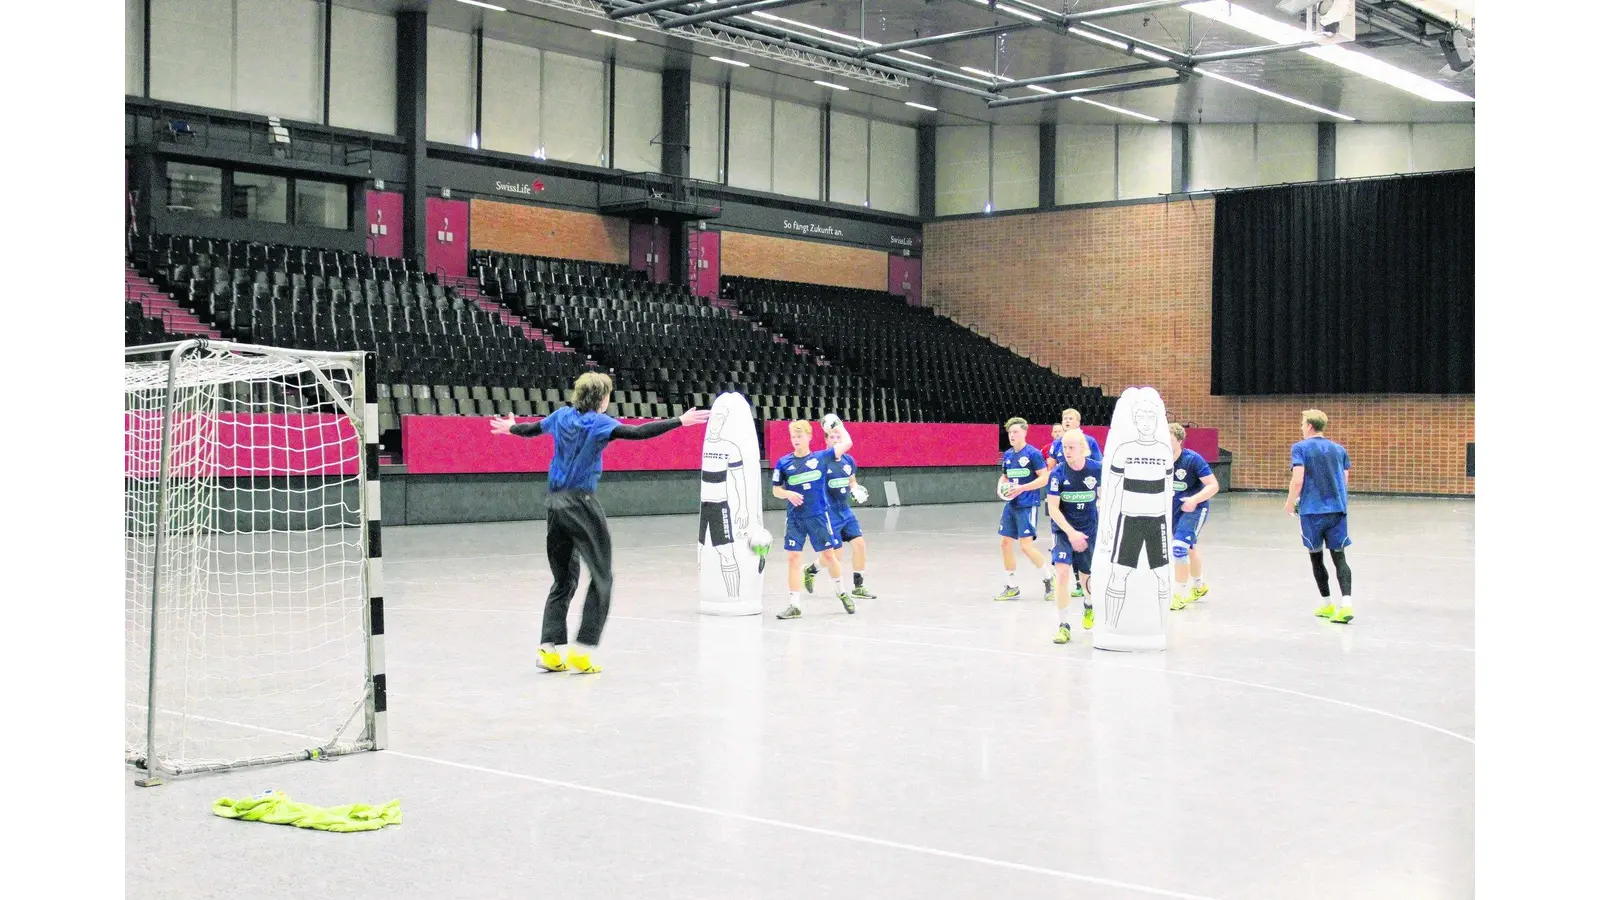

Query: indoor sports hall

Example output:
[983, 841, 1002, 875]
[110, 1, 1481, 897]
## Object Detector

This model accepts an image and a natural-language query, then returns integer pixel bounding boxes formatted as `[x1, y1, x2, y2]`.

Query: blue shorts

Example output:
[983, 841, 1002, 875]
[998, 504, 1039, 540]
[785, 512, 841, 552]
[1300, 512, 1351, 552]
[829, 508, 863, 544]
[1051, 527, 1096, 574]
[1173, 505, 1210, 550]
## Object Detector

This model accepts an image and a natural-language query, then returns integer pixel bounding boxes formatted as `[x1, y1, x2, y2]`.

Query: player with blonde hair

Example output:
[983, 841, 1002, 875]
[996, 417, 1054, 601]
[773, 420, 852, 619]
[1286, 409, 1355, 623]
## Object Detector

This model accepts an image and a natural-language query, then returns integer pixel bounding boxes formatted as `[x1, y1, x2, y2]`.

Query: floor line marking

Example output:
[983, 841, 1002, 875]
[880, 531, 1473, 562]
[604, 615, 1475, 745]
[131, 712, 1224, 899]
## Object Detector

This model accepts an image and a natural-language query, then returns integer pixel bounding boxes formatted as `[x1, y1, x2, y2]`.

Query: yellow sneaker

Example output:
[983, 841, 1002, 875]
[1329, 605, 1354, 625]
[1053, 624, 1072, 644]
[536, 647, 568, 672]
[1190, 583, 1210, 602]
[1315, 603, 1335, 619]
[1082, 606, 1095, 630]
[567, 650, 602, 674]
[1169, 589, 1190, 611]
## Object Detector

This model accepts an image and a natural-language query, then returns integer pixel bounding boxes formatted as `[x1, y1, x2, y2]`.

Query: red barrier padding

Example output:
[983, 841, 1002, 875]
[1024, 423, 1219, 462]
[764, 420, 1002, 467]
[125, 412, 360, 477]
[401, 415, 707, 475]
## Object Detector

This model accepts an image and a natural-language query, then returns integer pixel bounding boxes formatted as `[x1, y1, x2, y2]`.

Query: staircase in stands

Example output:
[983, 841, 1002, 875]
[126, 266, 225, 340]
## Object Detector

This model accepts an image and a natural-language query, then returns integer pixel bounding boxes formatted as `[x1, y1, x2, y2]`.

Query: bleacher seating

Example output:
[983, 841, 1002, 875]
[474, 250, 917, 423]
[722, 276, 1113, 426]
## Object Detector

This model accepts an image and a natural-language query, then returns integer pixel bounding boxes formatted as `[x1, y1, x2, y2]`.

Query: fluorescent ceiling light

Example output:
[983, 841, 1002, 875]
[591, 29, 638, 42]
[1026, 85, 1057, 95]
[455, 0, 505, 10]
[814, 79, 850, 91]
[752, 12, 879, 47]
[1194, 67, 1355, 120]
[1134, 47, 1172, 62]
[960, 66, 1014, 82]
[1068, 27, 1129, 49]
[905, 101, 939, 112]
[1183, 1, 1473, 101]
[965, 0, 1043, 22]
[709, 56, 750, 67]
[899, 50, 933, 60]
[1072, 96, 1161, 122]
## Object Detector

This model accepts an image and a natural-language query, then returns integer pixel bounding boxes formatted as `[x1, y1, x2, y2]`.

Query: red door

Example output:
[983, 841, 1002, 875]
[365, 190, 404, 258]
[687, 228, 721, 299]
[424, 197, 469, 278]
[888, 254, 923, 305]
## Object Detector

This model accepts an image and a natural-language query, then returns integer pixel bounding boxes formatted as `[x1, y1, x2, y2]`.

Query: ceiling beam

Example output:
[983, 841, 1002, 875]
[608, 0, 699, 19]
[1188, 40, 1319, 64]
[987, 75, 1184, 109]
[857, 23, 1017, 58]
[1002, 61, 1162, 91]
[665, 0, 816, 29]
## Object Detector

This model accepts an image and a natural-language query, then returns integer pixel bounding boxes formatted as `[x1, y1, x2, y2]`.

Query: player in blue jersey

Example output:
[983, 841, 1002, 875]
[1059, 408, 1103, 462]
[1045, 430, 1101, 643]
[1285, 409, 1355, 623]
[803, 416, 875, 601]
[491, 372, 709, 673]
[1168, 423, 1220, 611]
[773, 420, 852, 620]
[995, 417, 1054, 601]
[1046, 424, 1102, 600]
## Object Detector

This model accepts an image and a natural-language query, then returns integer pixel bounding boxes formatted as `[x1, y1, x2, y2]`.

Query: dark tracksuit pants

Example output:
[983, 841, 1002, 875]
[542, 489, 614, 647]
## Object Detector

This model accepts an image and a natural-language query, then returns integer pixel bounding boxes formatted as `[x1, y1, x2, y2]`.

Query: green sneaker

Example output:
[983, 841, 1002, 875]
[1190, 583, 1210, 602]
[838, 592, 857, 615]
[1044, 578, 1056, 603]
[777, 604, 803, 620]
[993, 585, 1021, 601]
[850, 584, 877, 599]
[1315, 603, 1335, 619]
[1071, 585, 1085, 599]
[1082, 606, 1095, 630]
[1170, 590, 1191, 611]
[1330, 605, 1354, 624]
[1053, 624, 1072, 644]
[802, 564, 817, 594]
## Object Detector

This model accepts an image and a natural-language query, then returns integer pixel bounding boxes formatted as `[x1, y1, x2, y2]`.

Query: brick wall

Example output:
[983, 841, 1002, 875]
[721, 231, 888, 291]
[469, 199, 629, 264]
[924, 199, 1474, 495]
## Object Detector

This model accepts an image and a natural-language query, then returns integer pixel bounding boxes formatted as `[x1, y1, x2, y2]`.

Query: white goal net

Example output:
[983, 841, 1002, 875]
[125, 340, 385, 782]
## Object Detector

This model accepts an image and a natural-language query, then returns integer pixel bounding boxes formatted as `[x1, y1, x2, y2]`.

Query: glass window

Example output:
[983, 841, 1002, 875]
[295, 180, 350, 230]
[164, 163, 222, 217]
[231, 172, 288, 223]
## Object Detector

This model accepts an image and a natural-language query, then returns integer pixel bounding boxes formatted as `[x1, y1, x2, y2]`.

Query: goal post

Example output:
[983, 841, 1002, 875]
[125, 339, 386, 784]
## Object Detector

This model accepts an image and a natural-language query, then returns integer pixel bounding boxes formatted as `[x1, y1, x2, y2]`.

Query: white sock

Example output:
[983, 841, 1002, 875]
[1193, 575, 1206, 588]
[540, 642, 556, 652]
[1058, 607, 1072, 625]
[789, 591, 800, 607]
[1005, 569, 1017, 587]
[1341, 594, 1352, 608]
[573, 642, 595, 657]
[832, 575, 844, 595]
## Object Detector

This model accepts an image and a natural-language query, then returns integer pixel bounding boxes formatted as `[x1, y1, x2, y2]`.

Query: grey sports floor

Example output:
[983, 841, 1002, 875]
[126, 493, 1473, 900]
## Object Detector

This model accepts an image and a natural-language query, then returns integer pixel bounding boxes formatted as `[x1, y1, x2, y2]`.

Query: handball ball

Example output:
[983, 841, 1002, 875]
[747, 527, 773, 557]
[997, 482, 1014, 500]
[821, 413, 842, 433]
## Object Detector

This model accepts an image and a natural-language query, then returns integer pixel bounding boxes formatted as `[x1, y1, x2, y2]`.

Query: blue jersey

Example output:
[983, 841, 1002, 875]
[1291, 437, 1351, 515]
[1001, 444, 1048, 508]
[541, 405, 619, 493]
[773, 452, 830, 519]
[823, 452, 857, 512]
[1049, 433, 1103, 466]
[1047, 459, 1101, 532]
[1172, 448, 1214, 511]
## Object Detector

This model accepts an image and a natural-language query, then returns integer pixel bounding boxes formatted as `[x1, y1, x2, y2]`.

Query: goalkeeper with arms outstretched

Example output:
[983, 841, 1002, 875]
[803, 414, 875, 601]
[491, 372, 709, 674]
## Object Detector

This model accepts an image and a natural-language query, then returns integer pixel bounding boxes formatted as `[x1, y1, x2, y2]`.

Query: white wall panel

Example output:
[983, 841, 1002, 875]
[1335, 123, 1410, 178]
[935, 126, 988, 216]
[1190, 124, 1256, 192]
[329, 6, 396, 135]
[772, 100, 821, 199]
[613, 66, 663, 173]
[234, 0, 321, 121]
[991, 124, 1039, 212]
[1056, 125, 1115, 205]
[1255, 123, 1317, 185]
[727, 90, 773, 192]
[482, 38, 541, 156]
[427, 26, 475, 145]
[541, 51, 606, 166]
[689, 81, 724, 182]
[149, 0, 233, 110]
[1118, 125, 1171, 199]
[127, 0, 145, 96]
[1410, 123, 1474, 172]
[828, 110, 868, 206]
[868, 120, 917, 215]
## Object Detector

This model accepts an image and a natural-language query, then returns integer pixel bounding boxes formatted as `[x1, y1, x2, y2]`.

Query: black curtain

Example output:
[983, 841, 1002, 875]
[1210, 171, 1473, 395]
